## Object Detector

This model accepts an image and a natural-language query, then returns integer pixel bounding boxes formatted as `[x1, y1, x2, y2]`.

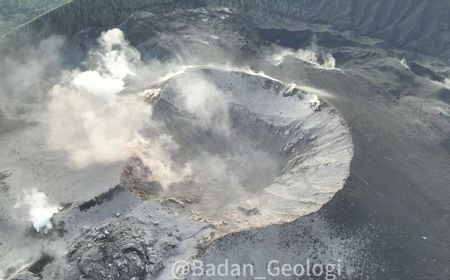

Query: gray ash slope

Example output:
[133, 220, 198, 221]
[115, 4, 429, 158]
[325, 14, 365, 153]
[0, 1, 449, 280]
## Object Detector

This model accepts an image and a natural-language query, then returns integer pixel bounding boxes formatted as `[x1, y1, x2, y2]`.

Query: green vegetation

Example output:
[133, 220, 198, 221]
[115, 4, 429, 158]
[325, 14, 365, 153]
[0, 0, 70, 35]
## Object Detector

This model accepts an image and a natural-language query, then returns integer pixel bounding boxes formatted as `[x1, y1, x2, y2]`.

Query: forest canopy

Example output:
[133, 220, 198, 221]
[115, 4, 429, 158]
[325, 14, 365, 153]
[0, 0, 69, 35]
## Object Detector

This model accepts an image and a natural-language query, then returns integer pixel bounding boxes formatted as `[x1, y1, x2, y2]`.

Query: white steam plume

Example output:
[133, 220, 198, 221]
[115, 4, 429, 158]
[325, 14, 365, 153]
[0, 36, 64, 119]
[270, 38, 336, 70]
[170, 72, 232, 135]
[46, 29, 149, 167]
[14, 188, 59, 232]
[45, 28, 192, 188]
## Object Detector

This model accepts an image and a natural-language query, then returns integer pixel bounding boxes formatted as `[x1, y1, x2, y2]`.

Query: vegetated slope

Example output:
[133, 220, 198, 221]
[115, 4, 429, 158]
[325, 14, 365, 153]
[0, 0, 69, 35]
[1, 0, 450, 61]
[209, 0, 450, 60]
[0, 0, 194, 48]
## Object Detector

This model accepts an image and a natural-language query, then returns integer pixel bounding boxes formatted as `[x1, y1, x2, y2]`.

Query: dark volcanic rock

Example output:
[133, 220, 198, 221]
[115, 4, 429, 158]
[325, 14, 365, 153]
[10, 271, 40, 280]
[121, 157, 163, 196]
[67, 218, 178, 280]
[31, 186, 213, 280]
[407, 61, 446, 83]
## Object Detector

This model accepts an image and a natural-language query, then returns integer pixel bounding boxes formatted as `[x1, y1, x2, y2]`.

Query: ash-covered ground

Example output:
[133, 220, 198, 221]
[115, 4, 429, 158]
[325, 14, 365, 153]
[0, 4, 449, 280]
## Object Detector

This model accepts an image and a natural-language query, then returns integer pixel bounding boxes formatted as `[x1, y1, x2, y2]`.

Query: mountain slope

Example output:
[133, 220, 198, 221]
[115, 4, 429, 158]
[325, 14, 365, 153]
[1, 0, 450, 61]
[0, 0, 69, 35]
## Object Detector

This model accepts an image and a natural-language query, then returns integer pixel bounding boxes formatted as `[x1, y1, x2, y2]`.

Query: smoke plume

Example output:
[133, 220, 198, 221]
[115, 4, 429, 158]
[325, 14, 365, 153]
[14, 188, 59, 232]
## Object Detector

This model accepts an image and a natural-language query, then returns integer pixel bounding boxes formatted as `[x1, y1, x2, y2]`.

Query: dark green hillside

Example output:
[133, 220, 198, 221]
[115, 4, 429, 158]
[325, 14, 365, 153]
[0, 0, 70, 35]
[1, 0, 450, 62]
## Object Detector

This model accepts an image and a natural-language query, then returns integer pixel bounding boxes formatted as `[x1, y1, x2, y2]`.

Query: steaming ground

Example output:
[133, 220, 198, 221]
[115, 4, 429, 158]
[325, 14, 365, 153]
[0, 6, 449, 280]
[0, 25, 354, 278]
